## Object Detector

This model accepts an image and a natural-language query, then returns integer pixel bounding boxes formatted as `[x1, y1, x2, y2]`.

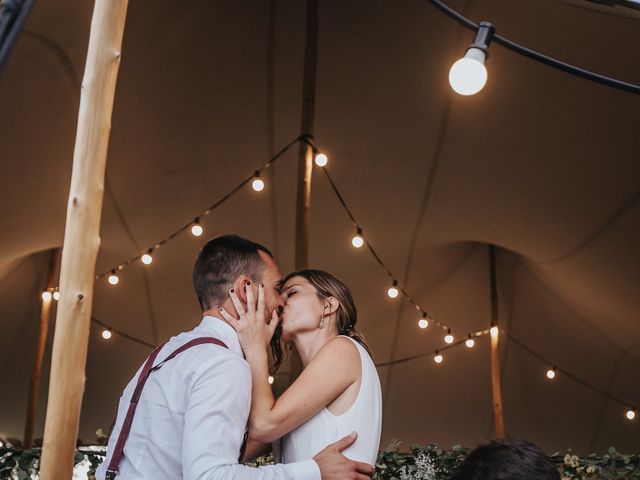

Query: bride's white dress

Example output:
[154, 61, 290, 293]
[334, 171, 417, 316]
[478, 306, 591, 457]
[276, 336, 382, 466]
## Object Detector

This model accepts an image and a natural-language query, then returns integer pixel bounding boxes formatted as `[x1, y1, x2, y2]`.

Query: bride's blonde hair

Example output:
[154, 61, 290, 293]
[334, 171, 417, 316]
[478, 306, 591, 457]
[269, 269, 371, 374]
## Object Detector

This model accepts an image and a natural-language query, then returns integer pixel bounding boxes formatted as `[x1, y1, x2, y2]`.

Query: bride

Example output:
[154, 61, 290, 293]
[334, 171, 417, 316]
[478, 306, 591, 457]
[219, 269, 382, 468]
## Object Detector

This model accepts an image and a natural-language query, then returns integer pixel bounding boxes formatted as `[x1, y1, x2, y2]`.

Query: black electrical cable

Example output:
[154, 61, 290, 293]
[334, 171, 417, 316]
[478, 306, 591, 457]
[426, 0, 640, 95]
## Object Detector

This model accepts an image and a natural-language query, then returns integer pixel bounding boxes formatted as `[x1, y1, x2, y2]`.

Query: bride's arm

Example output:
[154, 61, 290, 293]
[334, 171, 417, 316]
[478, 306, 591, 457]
[243, 336, 359, 443]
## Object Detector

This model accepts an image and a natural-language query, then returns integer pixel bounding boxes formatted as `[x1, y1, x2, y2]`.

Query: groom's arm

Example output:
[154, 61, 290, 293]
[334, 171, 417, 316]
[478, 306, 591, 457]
[182, 354, 320, 480]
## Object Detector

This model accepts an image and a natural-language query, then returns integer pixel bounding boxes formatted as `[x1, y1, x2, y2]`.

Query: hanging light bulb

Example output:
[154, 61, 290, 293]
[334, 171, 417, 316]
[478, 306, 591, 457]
[546, 367, 557, 380]
[53, 291, 60, 301]
[465, 335, 475, 348]
[434, 351, 443, 364]
[387, 280, 399, 299]
[268, 375, 275, 385]
[490, 325, 499, 337]
[42, 290, 52, 301]
[314, 152, 328, 167]
[626, 408, 637, 421]
[102, 329, 112, 340]
[252, 171, 265, 192]
[108, 271, 119, 285]
[352, 227, 364, 248]
[191, 218, 204, 237]
[141, 250, 153, 265]
[418, 312, 429, 329]
[449, 22, 495, 96]
[444, 329, 454, 344]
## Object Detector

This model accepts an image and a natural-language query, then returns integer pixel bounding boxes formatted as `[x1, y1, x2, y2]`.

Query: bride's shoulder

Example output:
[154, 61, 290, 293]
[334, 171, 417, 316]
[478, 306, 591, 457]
[315, 336, 360, 364]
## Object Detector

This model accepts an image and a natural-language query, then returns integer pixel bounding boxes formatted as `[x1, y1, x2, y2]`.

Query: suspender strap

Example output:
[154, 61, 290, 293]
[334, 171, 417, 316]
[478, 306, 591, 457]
[105, 337, 228, 480]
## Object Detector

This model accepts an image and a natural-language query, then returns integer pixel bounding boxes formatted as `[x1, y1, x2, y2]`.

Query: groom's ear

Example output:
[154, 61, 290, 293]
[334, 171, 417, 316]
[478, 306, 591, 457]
[234, 275, 251, 306]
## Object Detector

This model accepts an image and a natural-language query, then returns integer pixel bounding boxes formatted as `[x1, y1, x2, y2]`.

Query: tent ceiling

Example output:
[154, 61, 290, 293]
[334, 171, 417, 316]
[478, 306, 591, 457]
[1, 0, 638, 453]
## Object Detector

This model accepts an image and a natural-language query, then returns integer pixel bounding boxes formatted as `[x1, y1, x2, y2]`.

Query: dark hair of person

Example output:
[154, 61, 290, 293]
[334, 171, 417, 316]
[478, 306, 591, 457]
[192, 234, 273, 311]
[269, 269, 371, 374]
[449, 438, 560, 480]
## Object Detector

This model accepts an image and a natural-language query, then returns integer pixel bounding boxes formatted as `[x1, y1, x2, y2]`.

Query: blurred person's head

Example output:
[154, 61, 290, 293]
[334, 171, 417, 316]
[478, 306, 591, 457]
[449, 438, 560, 480]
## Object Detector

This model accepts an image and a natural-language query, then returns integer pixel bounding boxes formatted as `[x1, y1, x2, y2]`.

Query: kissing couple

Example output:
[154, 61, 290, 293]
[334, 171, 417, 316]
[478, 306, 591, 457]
[97, 234, 383, 479]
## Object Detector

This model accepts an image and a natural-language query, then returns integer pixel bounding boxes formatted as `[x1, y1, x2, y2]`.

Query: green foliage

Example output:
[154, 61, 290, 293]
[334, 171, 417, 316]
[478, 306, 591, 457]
[1, 443, 638, 479]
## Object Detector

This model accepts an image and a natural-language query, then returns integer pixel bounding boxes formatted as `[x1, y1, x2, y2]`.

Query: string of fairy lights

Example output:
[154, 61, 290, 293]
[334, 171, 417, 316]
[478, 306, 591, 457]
[37, 136, 638, 423]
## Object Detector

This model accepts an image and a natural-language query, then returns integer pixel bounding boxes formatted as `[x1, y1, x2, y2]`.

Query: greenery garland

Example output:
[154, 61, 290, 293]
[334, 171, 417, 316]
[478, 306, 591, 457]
[2, 443, 639, 479]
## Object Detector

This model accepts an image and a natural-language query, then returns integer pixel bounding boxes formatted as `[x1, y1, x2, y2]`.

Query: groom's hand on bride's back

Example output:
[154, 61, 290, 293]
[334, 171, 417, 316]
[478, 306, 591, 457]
[313, 432, 375, 479]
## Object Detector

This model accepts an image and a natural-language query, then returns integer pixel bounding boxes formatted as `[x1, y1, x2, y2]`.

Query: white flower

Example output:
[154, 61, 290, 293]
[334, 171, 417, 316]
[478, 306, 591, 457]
[399, 453, 437, 480]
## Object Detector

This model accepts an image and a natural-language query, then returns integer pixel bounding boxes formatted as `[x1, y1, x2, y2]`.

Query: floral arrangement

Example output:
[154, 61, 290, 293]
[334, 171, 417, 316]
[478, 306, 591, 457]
[1, 441, 638, 479]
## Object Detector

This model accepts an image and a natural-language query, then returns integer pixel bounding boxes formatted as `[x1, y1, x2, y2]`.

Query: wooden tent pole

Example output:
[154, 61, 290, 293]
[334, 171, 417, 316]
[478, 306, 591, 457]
[489, 244, 505, 438]
[294, 0, 318, 271]
[289, 0, 318, 381]
[23, 248, 61, 449]
[39, 1, 129, 478]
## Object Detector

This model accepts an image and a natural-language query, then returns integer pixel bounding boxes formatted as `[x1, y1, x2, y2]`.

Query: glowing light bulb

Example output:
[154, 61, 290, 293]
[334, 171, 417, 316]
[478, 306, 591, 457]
[434, 352, 443, 364]
[252, 172, 265, 192]
[191, 223, 203, 237]
[490, 325, 499, 337]
[546, 368, 556, 380]
[42, 291, 52, 301]
[444, 330, 454, 344]
[314, 153, 328, 167]
[102, 329, 112, 340]
[268, 376, 274, 385]
[53, 291, 60, 301]
[352, 235, 364, 248]
[465, 338, 475, 348]
[626, 408, 636, 421]
[141, 253, 153, 265]
[108, 273, 119, 285]
[418, 317, 429, 329]
[387, 281, 399, 299]
[449, 52, 488, 96]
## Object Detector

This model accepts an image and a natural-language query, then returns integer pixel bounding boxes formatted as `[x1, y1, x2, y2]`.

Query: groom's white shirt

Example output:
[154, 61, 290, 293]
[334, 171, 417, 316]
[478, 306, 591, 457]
[96, 316, 320, 479]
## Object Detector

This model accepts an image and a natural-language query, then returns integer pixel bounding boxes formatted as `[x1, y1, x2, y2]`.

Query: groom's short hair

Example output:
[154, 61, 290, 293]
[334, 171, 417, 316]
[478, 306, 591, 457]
[449, 438, 560, 480]
[193, 234, 273, 310]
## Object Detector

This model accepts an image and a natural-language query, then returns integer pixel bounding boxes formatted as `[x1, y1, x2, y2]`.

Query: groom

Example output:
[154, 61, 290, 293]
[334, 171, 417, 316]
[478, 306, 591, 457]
[96, 234, 374, 479]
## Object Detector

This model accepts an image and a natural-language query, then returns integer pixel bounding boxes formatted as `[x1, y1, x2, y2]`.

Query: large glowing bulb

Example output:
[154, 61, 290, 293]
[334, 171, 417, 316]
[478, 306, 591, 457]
[102, 329, 112, 340]
[352, 235, 364, 248]
[434, 352, 443, 364]
[315, 153, 328, 167]
[626, 409, 636, 421]
[449, 48, 488, 96]
[418, 317, 429, 329]
[108, 273, 119, 285]
[252, 177, 265, 192]
[42, 291, 52, 301]
[53, 291, 60, 301]
[444, 330, 454, 344]
[142, 253, 153, 265]
[546, 368, 556, 380]
[490, 325, 499, 337]
[465, 338, 475, 348]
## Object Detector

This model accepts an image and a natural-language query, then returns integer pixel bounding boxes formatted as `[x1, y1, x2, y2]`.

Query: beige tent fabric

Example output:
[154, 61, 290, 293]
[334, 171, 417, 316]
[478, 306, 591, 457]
[0, 0, 638, 454]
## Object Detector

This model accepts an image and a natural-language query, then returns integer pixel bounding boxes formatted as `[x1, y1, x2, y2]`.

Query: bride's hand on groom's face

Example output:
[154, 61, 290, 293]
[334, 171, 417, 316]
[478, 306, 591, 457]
[219, 282, 280, 351]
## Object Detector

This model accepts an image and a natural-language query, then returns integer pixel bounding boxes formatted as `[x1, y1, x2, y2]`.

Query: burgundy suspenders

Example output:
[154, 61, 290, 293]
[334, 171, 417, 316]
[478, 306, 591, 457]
[105, 337, 246, 480]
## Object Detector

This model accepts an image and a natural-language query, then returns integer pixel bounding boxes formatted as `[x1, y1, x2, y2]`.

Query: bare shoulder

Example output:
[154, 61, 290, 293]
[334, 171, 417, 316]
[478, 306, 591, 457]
[313, 336, 360, 367]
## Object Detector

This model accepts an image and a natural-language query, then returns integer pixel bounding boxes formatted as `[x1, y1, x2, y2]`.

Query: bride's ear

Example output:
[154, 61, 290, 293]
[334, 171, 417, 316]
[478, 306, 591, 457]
[326, 297, 340, 315]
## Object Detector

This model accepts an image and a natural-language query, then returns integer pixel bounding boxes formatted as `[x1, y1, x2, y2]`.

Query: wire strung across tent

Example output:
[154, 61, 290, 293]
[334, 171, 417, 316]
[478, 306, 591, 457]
[426, 0, 640, 95]
[95, 134, 305, 280]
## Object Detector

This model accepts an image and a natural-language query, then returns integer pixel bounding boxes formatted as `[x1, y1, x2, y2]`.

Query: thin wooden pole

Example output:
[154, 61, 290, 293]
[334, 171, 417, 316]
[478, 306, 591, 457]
[23, 248, 61, 449]
[290, 0, 318, 381]
[39, 1, 129, 478]
[489, 244, 505, 438]
[294, 0, 318, 271]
